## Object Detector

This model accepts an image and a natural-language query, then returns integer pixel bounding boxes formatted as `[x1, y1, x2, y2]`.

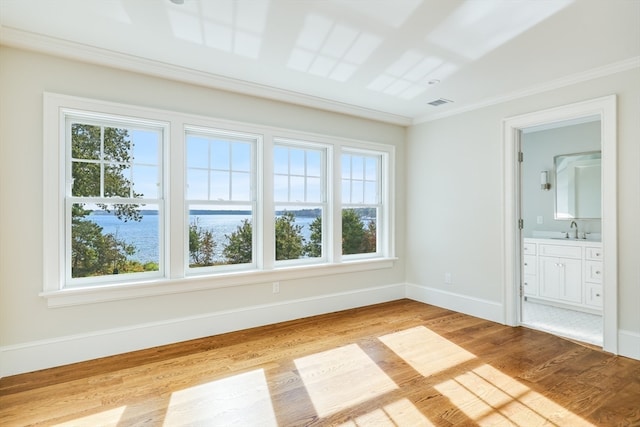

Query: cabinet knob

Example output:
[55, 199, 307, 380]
[596, 253, 601, 256]
[596, 271, 601, 275]
[524, 263, 528, 266]
[596, 293, 601, 297]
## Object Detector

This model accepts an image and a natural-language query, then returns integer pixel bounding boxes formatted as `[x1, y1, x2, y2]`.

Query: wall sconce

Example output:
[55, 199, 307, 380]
[540, 170, 551, 191]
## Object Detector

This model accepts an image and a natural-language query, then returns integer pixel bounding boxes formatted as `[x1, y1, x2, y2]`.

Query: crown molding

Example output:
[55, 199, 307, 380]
[413, 56, 640, 125]
[0, 26, 412, 127]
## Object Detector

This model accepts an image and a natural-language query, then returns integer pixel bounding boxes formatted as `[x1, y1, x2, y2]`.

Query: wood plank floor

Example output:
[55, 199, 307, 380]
[1, 299, 639, 426]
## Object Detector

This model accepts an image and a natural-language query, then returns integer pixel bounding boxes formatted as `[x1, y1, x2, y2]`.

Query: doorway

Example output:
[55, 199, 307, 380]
[520, 118, 603, 345]
[502, 95, 618, 354]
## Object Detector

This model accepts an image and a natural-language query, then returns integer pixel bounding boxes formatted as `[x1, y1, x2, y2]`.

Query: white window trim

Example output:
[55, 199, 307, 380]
[273, 138, 331, 266]
[340, 148, 387, 260]
[183, 125, 261, 274]
[63, 112, 169, 286]
[42, 93, 397, 307]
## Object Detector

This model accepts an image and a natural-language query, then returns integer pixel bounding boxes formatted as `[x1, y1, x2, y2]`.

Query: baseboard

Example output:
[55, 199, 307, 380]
[618, 329, 640, 360]
[0, 283, 405, 377]
[405, 282, 505, 324]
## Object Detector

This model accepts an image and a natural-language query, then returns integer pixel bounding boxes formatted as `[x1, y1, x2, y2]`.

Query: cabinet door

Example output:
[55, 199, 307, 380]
[523, 274, 538, 296]
[585, 261, 603, 284]
[523, 255, 536, 276]
[539, 256, 582, 303]
[585, 284, 604, 308]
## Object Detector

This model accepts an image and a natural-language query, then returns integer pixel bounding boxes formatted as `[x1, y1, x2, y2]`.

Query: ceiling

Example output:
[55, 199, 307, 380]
[1, 0, 639, 125]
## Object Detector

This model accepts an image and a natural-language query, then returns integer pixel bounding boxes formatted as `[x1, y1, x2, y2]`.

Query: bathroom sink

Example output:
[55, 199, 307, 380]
[550, 237, 582, 240]
[549, 237, 599, 242]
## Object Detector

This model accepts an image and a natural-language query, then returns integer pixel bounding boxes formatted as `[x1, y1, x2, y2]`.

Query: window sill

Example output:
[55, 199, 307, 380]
[40, 258, 398, 307]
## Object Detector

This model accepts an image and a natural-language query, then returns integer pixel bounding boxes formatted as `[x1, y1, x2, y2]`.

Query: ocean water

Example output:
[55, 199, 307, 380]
[88, 212, 316, 263]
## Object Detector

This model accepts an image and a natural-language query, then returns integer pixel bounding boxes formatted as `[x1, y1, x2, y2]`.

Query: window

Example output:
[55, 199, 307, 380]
[341, 151, 381, 257]
[273, 140, 327, 263]
[185, 128, 257, 272]
[65, 114, 165, 286]
[43, 94, 395, 303]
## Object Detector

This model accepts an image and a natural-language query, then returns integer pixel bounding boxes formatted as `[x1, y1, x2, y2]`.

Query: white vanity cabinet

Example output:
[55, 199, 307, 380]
[523, 238, 603, 313]
[584, 246, 604, 308]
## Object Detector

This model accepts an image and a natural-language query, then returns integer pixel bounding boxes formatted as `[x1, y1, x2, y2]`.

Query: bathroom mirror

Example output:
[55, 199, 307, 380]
[554, 151, 601, 219]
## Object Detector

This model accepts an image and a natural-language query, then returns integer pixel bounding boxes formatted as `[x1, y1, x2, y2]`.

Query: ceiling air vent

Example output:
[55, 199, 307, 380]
[427, 98, 453, 107]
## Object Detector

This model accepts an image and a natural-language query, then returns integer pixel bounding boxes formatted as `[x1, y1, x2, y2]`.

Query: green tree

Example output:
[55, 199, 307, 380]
[304, 216, 322, 258]
[275, 211, 305, 260]
[341, 209, 366, 255]
[71, 219, 136, 277]
[223, 219, 253, 264]
[363, 220, 377, 253]
[189, 218, 216, 266]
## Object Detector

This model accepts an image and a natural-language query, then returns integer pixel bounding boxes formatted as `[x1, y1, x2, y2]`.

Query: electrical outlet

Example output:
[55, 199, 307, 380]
[537, 216, 544, 224]
[272, 282, 280, 293]
[444, 273, 452, 284]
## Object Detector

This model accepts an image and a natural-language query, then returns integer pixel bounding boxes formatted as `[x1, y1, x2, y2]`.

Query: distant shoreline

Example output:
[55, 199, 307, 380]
[89, 209, 322, 217]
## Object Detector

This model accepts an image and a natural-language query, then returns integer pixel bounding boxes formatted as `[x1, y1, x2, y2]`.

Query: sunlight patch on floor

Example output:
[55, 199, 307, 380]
[378, 326, 476, 377]
[435, 364, 595, 426]
[295, 343, 398, 418]
[53, 405, 127, 426]
[338, 398, 435, 426]
[163, 368, 277, 426]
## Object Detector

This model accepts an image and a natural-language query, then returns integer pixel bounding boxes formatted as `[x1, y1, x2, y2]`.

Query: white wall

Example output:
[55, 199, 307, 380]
[0, 47, 407, 376]
[406, 67, 640, 359]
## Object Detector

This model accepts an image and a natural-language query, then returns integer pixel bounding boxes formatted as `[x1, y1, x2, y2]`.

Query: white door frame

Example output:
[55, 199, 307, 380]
[502, 95, 618, 354]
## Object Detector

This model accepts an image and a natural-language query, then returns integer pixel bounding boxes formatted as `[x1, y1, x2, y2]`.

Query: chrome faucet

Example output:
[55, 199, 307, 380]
[570, 220, 578, 239]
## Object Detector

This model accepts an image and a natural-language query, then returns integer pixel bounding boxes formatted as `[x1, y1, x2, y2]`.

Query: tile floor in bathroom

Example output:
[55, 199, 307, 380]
[522, 299, 603, 346]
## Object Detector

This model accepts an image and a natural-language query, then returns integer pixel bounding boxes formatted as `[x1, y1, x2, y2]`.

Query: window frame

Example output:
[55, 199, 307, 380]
[340, 148, 387, 260]
[42, 93, 396, 307]
[184, 125, 260, 274]
[63, 113, 168, 286]
[273, 137, 330, 266]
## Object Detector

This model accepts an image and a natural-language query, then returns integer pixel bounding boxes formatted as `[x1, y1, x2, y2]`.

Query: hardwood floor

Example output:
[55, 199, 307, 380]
[1, 299, 639, 426]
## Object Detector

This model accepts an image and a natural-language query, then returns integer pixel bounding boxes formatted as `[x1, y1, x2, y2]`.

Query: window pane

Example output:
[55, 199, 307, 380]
[187, 169, 208, 199]
[71, 124, 101, 160]
[342, 178, 351, 202]
[274, 146, 289, 174]
[132, 130, 160, 165]
[341, 156, 351, 178]
[104, 164, 132, 198]
[342, 208, 376, 255]
[365, 157, 378, 180]
[307, 177, 321, 202]
[72, 162, 100, 197]
[211, 140, 230, 170]
[188, 205, 253, 267]
[232, 142, 251, 172]
[351, 156, 364, 179]
[307, 151, 321, 177]
[290, 149, 305, 175]
[210, 170, 230, 200]
[364, 181, 378, 204]
[351, 180, 364, 204]
[187, 136, 209, 169]
[103, 127, 132, 162]
[304, 209, 323, 259]
[132, 165, 159, 198]
[231, 171, 251, 200]
[274, 174, 289, 202]
[275, 208, 322, 261]
[71, 203, 160, 278]
[290, 176, 305, 202]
